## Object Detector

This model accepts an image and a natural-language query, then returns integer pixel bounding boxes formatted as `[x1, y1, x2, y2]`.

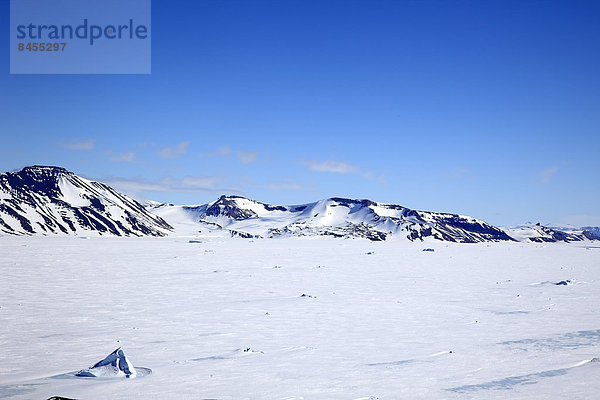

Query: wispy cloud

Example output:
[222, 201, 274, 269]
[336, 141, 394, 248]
[178, 176, 220, 189]
[104, 179, 170, 193]
[199, 146, 258, 165]
[444, 167, 470, 180]
[267, 180, 305, 191]
[109, 151, 136, 163]
[360, 171, 387, 184]
[299, 158, 385, 184]
[362, 171, 375, 180]
[236, 150, 258, 164]
[539, 166, 559, 183]
[62, 138, 95, 150]
[199, 146, 231, 158]
[105, 175, 238, 198]
[300, 159, 360, 174]
[158, 141, 190, 158]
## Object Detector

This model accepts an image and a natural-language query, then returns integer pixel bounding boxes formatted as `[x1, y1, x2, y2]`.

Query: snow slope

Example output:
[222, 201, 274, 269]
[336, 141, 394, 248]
[1, 237, 599, 399]
[0, 166, 172, 236]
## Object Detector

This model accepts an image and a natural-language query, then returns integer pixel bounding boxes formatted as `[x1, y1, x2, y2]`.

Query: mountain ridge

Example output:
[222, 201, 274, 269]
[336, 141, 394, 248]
[1, 166, 598, 243]
[0, 166, 172, 236]
[168, 194, 516, 242]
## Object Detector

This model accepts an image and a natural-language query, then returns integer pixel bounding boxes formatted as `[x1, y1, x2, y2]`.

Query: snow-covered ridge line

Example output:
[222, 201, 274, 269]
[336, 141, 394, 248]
[151, 197, 599, 243]
[503, 223, 600, 243]
[2, 166, 598, 243]
[150, 195, 515, 243]
[0, 166, 172, 236]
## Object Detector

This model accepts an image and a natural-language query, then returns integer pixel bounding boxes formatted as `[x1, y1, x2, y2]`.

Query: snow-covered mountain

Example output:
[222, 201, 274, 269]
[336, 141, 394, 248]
[150, 195, 515, 242]
[505, 223, 600, 243]
[0, 166, 172, 236]
[581, 226, 600, 238]
[2, 166, 597, 243]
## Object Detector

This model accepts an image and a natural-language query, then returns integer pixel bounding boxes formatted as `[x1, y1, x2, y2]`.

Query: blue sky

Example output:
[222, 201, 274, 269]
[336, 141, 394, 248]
[1, 0, 599, 226]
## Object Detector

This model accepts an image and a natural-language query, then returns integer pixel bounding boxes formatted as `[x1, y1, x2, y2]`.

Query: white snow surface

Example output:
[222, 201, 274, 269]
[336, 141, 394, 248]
[1, 237, 600, 399]
[57, 175, 92, 208]
[505, 225, 551, 242]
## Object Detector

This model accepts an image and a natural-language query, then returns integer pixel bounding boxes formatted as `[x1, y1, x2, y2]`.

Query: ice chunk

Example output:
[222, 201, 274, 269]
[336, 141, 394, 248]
[555, 280, 573, 286]
[76, 347, 137, 378]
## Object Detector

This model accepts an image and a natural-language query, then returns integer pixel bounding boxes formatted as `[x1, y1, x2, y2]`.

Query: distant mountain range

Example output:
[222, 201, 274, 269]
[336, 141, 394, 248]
[504, 223, 599, 243]
[149, 195, 515, 242]
[0, 166, 598, 243]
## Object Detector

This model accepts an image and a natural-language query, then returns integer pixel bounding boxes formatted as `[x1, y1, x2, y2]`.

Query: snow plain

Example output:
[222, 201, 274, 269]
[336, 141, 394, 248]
[1, 237, 599, 399]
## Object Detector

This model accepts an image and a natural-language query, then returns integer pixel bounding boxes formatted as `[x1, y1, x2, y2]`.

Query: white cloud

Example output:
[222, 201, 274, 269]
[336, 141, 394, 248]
[236, 150, 258, 164]
[158, 141, 190, 158]
[109, 151, 136, 162]
[200, 146, 258, 164]
[267, 181, 304, 191]
[539, 166, 559, 183]
[104, 179, 168, 193]
[199, 146, 231, 158]
[300, 159, 360, 174]
[63, 138, 95, 150]
[179, 176, 220, 189]
[362, 171, 375, 180]
[444, 167, 469, 180]
[104, 175, 235, 198]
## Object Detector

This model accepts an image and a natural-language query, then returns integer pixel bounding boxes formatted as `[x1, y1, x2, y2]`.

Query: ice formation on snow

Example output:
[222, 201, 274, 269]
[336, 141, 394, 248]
[76, 347, 137, 378]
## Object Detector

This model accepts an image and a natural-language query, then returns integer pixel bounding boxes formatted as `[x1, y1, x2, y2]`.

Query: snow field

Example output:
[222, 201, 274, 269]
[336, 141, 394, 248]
[0, 237, 599, 399]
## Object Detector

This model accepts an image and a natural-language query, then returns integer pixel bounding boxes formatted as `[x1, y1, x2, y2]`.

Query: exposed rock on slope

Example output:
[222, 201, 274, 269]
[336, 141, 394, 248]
[0, 166, 172, 236]
[505, 223, 600, 243]
[152, 195, 515, 243]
